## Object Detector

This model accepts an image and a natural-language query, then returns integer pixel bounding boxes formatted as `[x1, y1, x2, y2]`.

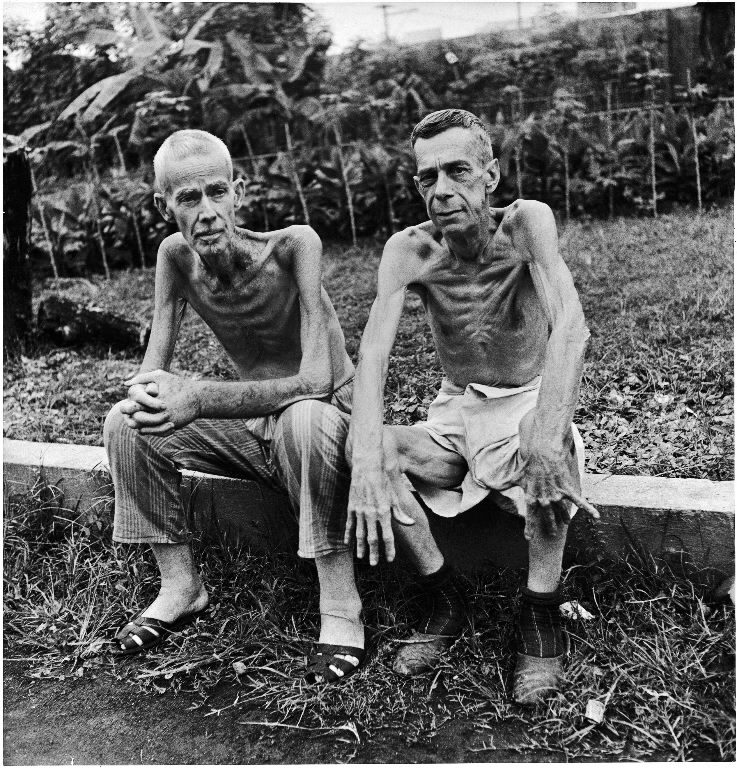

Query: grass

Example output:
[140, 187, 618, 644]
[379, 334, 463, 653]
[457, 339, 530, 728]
[4, 485, 735, 761]
[3, 206, 734, 759]
[3, 206, 733, 480]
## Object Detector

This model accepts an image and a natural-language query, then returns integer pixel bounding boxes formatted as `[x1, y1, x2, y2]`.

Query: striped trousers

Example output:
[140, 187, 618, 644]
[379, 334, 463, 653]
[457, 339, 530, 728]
[103, 381, 352, 559]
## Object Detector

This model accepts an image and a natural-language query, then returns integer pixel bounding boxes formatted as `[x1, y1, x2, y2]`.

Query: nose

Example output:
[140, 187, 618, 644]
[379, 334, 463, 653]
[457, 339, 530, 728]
[198, 196, 217, 224]
[434, 171, 453, 200]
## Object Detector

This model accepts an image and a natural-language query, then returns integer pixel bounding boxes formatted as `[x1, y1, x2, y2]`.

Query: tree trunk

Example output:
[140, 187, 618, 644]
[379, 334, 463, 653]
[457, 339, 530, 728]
[37, 296, 150, 349]
[3, 146, 34, 360]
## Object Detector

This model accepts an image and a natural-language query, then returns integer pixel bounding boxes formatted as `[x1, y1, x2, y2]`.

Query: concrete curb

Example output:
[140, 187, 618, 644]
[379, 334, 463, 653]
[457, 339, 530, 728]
[3, 438, 734, 574]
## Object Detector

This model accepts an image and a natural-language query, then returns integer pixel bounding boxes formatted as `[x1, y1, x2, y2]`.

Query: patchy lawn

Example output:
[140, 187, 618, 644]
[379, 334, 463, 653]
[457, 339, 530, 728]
[4, 206, 733, 480]
[3, 207, 734, 762]
[4, 497, 735, 762]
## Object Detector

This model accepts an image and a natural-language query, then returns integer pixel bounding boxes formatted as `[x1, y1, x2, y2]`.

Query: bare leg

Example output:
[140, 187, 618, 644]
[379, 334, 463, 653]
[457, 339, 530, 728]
[142, 543, 209, 622]
[315, 551, 364, 648]
[381, 426, 468, 675]
[514, 409, 580, 705]
[383, 425, 465, 574]
[517, 408, 581, 593]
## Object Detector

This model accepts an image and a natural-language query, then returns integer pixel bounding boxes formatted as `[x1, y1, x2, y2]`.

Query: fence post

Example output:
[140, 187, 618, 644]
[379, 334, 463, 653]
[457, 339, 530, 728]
[3, 145, 34, 360]
[605, 82, 614, 219]
[332, 124, 358, 247]
[241, 124, 270, 230]
[686, 69, 703, 214]
[30, 165, 60, 279]
[284, 123, 311, 226]
[646, 85, 658, 218]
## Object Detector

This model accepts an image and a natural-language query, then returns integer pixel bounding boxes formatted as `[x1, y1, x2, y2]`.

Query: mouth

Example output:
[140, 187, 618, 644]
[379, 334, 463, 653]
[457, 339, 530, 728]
[196, 231, 224, 243]
[435, 210, 462, 219]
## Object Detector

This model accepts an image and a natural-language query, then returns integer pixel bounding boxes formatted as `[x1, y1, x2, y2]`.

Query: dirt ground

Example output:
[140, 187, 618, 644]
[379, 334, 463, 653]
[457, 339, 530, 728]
[4, 660, 568, 765]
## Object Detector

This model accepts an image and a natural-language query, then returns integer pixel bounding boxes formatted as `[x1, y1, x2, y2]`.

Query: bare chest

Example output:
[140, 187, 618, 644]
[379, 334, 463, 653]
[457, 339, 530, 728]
[184, 257, 300, 353]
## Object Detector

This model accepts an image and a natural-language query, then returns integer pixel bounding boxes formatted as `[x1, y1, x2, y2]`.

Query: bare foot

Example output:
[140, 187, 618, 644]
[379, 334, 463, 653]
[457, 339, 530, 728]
[319, 614, 364, 649]
[140, 582, 209, 624]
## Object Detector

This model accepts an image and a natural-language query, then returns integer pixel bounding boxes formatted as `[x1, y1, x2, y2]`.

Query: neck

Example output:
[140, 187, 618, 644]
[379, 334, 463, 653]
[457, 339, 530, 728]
[197, 229, 253, 283]
[443, 209, 496, 263]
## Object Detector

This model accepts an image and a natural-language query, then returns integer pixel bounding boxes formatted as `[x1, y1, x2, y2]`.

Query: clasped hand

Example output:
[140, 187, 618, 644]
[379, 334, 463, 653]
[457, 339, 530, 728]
[119, 370, 201, 436]
[345, 467, 414, 566]
[513, 442, 599, 542]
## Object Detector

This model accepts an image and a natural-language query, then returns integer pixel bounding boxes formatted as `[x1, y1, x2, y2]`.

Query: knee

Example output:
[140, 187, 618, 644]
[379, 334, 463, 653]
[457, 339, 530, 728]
[277, 399, 348, 455]
[382, 426, 406, 474]
[103, 401, 127, 450]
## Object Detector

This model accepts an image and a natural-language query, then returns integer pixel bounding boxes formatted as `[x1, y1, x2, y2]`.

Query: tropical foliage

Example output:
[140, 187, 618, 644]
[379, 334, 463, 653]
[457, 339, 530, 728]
[4, 2, 734, 275]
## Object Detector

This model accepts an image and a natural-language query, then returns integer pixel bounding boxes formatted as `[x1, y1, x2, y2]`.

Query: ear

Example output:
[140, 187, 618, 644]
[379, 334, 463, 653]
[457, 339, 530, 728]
[154, 192, 173, 222]
[232, 177, 245, 210]
[413, 174, 423, 196]
[484, 158, 500, 195]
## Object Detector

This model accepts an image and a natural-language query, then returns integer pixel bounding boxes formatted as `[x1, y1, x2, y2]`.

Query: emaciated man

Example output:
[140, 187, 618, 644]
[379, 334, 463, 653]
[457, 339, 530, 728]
[345, 109, 599, 704]
[104, 129, 377, 682]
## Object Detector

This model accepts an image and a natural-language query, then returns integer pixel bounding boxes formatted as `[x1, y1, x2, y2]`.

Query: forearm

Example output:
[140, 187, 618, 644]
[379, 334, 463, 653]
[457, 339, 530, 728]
[195, 372, 332, 419]
[533, 318, 589, 447]
[348, 346, 389, 468]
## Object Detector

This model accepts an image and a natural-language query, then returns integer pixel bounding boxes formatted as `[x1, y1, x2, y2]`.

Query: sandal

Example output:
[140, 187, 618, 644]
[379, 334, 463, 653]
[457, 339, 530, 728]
[305, 643, 365, 684]
[113, 608, 206, 656]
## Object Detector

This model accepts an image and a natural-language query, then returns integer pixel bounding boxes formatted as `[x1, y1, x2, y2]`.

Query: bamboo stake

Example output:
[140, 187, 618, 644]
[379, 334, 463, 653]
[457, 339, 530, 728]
[605, 82, 614, 219]
[29, 165, 59, 279]
[686, 69, 703, 214]
[372, 120, 396, 236]
[283, 123, 310, 226]
[332, 123, 357, 247]
[647, 86, 657, 218]
[563, 146, 570, 223]
[113, 135, 147, 268]
[241, 124, 269, 230]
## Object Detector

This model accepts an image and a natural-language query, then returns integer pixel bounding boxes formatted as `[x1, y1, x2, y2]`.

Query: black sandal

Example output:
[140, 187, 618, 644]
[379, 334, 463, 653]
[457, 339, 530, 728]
[305, 643, 365, 684]
[113, 609, 205, 656]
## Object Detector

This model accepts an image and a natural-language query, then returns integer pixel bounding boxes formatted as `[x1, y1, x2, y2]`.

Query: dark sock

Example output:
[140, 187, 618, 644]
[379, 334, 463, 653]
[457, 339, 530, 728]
[517, 586, 565, 658]
[417, 562, 466, 636]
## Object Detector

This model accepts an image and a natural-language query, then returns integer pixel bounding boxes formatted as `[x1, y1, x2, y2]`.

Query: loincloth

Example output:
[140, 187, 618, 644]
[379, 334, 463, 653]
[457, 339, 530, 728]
[408, 377, 585, 518]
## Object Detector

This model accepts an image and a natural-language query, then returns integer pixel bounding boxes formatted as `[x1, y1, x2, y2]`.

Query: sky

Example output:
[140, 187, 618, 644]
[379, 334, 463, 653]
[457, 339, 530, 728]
[4, 0, 697, 52]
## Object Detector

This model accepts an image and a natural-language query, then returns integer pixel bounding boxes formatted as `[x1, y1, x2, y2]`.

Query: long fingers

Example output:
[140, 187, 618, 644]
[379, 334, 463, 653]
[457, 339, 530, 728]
[562, 488, 600, 520]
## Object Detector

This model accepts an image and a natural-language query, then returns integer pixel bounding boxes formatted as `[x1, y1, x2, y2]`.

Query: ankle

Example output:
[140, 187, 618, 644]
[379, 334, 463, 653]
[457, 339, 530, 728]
[417, 563, 466, 636]
[517, 587, 565, 658]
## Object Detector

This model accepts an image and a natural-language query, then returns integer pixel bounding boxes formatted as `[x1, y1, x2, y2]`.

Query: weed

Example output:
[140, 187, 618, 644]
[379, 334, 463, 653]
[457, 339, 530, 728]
[3, 488, 734, 761]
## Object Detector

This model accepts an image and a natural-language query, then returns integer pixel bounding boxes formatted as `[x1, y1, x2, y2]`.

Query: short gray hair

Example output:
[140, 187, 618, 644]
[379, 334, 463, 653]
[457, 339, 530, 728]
[153, 130, 233, 194]
[410, 109, 493, 165]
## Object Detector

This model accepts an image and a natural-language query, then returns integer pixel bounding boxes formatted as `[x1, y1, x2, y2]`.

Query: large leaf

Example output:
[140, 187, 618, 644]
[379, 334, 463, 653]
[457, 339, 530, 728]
[58, 70, 145, 123]
[20, 122, 53, 145]
[226, 32, 275, 86]
[184, 3, 223, 44]
[81, 27, 122, 48]
[196, 41, 224, 93]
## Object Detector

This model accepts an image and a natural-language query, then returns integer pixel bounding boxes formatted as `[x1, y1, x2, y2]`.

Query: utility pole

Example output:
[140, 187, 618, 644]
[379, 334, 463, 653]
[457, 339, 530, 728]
[376, 4, 417, 43]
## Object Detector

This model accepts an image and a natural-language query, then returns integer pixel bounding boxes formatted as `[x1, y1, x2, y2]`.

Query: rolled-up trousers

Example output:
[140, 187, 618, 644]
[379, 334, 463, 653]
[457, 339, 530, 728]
[103, 380, 352, 559]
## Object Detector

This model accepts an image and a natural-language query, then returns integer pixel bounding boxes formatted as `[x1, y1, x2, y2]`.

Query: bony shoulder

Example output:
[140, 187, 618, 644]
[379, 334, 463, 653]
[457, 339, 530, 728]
[505, 199, 552, 225]
[389, 223, 437, 261]
[158, 232, 189, 261]
[282, 224, 322, 251]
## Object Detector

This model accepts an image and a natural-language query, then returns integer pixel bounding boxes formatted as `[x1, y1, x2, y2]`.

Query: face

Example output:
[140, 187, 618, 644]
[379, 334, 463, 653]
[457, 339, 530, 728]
[413, 127, 499, 236]
[154, 150, 244, 259]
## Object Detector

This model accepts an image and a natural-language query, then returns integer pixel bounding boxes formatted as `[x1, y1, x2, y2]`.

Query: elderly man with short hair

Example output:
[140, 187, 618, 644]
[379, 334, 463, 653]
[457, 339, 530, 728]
[104, 129, 384, 682]
[345, 109, 599, 704]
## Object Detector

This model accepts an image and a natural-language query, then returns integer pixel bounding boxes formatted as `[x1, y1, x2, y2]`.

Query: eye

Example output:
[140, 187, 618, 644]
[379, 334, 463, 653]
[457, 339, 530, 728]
[449, 166, 470, 179]
[418, 173, 436, 189]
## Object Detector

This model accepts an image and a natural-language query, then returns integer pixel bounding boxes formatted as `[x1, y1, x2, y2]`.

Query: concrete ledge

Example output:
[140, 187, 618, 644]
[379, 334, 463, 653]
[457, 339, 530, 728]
[3, 438, 734, 575]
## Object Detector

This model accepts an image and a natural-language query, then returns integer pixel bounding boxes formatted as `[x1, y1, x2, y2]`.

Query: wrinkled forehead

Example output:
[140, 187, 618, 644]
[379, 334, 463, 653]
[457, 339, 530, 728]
[413, 127, 487, 171]
[160, 150, 232, 194]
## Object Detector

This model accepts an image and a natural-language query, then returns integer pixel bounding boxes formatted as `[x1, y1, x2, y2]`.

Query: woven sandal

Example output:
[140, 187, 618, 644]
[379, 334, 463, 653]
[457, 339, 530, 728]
[512, 633, 570, 705]
[305, 643, 365, 684]
[113, 609, 206, 656]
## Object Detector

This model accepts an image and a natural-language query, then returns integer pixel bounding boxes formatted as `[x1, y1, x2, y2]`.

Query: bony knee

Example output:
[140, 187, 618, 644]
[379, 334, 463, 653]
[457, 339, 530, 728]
[281, 398, 346, 444]
[103, 401, 127, 445]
